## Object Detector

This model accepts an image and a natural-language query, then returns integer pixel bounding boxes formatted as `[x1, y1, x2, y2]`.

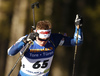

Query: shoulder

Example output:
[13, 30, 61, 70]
[50, 33, 64, 47]
[15, 35, 27, 43]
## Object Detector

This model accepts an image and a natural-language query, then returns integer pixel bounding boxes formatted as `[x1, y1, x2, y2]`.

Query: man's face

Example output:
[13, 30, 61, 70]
[36, 37, 49, 46]
[35, 29, 51, 46]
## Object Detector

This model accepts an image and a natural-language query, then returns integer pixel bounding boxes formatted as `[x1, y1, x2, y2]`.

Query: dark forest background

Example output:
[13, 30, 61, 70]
[0, 0, 100, 76]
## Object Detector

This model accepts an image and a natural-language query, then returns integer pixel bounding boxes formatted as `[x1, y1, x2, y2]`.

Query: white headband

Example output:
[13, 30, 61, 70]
[34, 29, 51, 38]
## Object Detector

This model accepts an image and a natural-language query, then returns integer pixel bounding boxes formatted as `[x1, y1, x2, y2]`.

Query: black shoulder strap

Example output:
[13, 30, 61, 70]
[49, 39, 55, 48]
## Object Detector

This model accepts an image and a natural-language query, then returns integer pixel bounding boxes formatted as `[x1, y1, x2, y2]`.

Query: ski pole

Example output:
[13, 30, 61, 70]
[8, 41, 32, 76]
[31, 2, 39, 31]
[72, 25, 79, 76]
[72, 14, 81, 76]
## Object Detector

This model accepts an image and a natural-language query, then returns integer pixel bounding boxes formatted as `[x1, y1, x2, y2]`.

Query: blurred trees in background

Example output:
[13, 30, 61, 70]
[4, 0, 28, 76]
[0, 0, 100, 76]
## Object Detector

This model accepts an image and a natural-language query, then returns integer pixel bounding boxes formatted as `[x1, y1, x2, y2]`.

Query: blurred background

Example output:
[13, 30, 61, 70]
[0, 0, 100, 76]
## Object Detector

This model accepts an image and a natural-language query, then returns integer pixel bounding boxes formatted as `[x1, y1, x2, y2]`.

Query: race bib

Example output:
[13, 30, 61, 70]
[21, 56, 53, 76]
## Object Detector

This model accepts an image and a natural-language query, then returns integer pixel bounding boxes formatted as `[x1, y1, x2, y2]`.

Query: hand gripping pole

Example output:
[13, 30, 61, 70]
[72, 14, 80, 76]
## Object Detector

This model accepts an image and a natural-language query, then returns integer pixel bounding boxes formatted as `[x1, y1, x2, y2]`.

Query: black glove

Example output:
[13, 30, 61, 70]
[23, 32, 39, 43]
[75, 14, 83, 27]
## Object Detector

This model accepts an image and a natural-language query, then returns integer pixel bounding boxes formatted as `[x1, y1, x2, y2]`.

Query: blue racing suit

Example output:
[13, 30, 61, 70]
[8, 27, 83, 76]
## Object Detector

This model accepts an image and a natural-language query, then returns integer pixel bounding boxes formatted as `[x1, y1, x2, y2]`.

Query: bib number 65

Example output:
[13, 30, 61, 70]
[32, 60, 49, 69]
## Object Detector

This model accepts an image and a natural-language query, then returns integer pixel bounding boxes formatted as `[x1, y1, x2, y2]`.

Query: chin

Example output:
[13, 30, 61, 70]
[40, 44, 45, 46]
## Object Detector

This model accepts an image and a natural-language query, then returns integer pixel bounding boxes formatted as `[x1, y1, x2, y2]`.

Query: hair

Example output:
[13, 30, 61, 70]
[36, 20, 52, 30]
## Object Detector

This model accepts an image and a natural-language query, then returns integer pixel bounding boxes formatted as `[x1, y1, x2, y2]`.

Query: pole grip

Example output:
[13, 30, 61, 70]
[31, 2, 39, 9]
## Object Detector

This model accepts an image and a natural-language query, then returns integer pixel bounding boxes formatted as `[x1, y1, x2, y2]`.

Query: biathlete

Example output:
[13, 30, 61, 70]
[8, 15, 83, 76]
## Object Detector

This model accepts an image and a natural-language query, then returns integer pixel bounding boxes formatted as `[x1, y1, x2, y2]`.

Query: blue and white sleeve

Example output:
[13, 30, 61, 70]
[8, 36, 26, 56]
[59, 27, 83, 46]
